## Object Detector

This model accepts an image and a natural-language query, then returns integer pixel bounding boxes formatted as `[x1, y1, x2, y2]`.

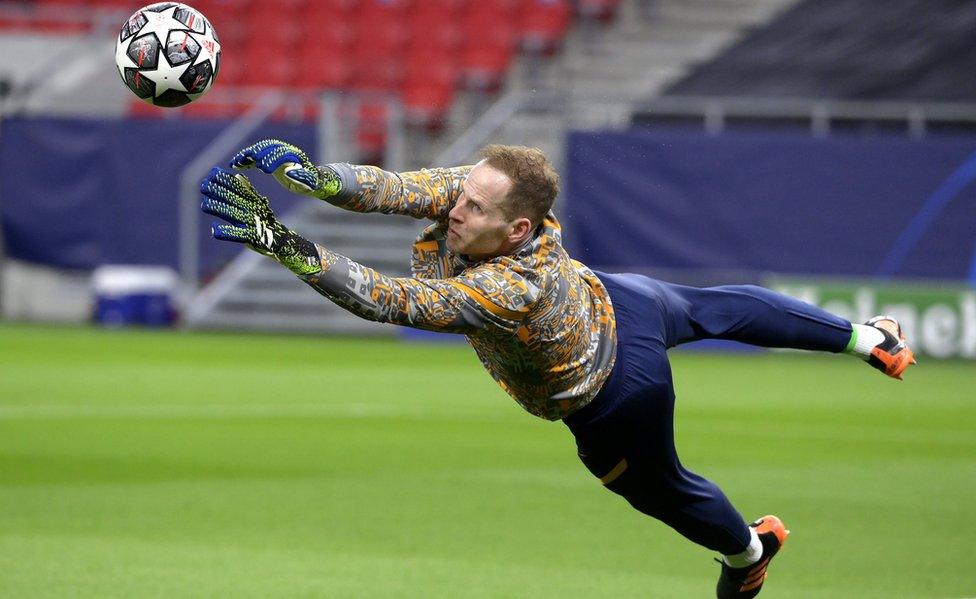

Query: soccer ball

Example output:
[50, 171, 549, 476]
[115, 2, 221, 107]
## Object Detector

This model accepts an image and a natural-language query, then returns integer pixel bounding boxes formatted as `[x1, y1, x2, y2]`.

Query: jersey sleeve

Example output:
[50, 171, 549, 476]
[300, 245, 537, 334]
[323, 163, 471, 222]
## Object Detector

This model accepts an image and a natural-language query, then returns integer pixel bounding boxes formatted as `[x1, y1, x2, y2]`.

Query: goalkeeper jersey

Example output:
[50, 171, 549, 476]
[300, 163, 617, 421]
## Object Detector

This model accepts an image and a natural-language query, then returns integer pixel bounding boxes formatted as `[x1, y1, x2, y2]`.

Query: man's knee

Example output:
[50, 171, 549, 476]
[613, 464, 699, 514]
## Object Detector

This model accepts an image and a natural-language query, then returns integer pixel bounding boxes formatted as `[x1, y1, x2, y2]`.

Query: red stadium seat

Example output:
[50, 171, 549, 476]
[194, 0, 249, 45]
[215, 51, 247, 86]
[294, 44, 352, 90]
[213, 21, 247, 53]
[408, 0, 464, 24]
[401, 83, 455, 133]
[300, 5, 355, 50]
[412, 0, 468, 11]
[194, 0, 252, 30]
[354, 4, 410, 51]
[241, 43, 297, 86]
[469, 0, 522, 13]
[401, 47, 458, 129]
[301, 0, 357, 28]
[406, 10, 461, 52]
[243, 2, 300, 53]
[520, 0, 571, 55]
[359, 0, 412, 20]
[404, 46, 459, 86]
[356, 100, 389, 165]
[349, 49, 405, 92]
[401, 80, 455, 131]
[460, 45, 514, 92]
[348, 21, 407, 92]
[459, 8, 517, 91]
[293, 9, 354, 91]
[89, 0, 140, 7]
[0, 14, 30, 31]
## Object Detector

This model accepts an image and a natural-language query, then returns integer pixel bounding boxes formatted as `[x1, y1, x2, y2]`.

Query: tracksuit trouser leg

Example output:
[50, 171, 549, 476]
[564, 272, 853, 554]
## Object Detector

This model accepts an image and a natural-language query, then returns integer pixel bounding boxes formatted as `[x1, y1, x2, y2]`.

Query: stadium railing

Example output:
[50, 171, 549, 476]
[631, 95, 976, 137]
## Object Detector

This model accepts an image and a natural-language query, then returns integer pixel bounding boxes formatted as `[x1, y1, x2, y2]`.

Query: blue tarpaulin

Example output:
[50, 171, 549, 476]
[0, 116, 316, 275]
[563, 128, 976, 281]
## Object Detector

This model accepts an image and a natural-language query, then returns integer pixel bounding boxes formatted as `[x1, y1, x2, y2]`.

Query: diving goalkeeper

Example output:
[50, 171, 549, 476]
[200, 140, 915, 599]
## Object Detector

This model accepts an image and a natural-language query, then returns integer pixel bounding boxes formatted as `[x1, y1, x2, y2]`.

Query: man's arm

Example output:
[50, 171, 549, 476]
[303, 245, 533, 334]
[323, 163, 470, 221]
[230, 138, 470, 221]
[201, 167, 532, 334]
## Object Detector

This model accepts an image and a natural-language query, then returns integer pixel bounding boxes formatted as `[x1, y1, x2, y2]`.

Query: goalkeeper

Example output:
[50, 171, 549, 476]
[201, 140, 915, 599]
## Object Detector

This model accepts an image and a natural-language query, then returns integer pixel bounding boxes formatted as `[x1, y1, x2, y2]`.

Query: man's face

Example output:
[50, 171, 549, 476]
[446, 162, 519, 260]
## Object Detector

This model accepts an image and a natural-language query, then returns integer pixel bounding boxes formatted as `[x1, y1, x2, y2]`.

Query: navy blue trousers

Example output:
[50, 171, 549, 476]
[563, 272, 853, 554]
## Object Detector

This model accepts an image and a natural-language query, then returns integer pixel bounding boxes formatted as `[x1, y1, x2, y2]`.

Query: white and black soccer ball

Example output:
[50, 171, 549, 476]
[115, 2, 221, 107]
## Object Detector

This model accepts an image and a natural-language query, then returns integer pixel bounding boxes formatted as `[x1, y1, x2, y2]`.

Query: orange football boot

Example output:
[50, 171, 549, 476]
[865, 315, 916, 380]
[716, 515, 790, 599]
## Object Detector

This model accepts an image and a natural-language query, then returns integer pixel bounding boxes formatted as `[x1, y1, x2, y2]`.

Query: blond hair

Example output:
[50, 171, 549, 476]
[480, 144, 559, 225]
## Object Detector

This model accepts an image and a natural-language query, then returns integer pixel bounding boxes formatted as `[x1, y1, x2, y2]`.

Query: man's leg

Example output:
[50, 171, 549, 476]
[573, 377, 753, 556]
[574, 273, 776, 555]
[571, 382, 789, 598]
[577, 272, 821, 597]
[657, 282, 853, 351]
[648, 280, 915, 379]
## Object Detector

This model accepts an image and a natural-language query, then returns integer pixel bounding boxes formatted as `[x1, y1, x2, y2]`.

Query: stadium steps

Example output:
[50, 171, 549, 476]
[435, 0, 804, 165]
[559, 0, 803, 106]
[185, 202, 423, 335]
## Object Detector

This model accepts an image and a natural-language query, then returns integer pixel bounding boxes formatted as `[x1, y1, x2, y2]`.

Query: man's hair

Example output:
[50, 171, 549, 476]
[480, 144, 559, 225]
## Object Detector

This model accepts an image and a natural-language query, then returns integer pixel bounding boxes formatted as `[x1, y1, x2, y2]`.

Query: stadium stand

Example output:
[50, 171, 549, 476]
[0, 0, 802, 332]
[0, 0, 598, 161]
[2, 0, 590, 147]
[660, 0, 976, 103]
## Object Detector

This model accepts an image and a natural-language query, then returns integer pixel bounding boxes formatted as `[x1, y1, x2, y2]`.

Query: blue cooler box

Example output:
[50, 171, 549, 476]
[92, 266, 179, 327]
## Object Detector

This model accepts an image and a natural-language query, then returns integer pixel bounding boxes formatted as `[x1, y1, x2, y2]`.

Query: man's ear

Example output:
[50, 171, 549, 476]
[509, 217, 533, 243]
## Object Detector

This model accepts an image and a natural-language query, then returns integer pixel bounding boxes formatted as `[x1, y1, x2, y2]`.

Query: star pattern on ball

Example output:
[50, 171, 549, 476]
[135, 5, 189, 41]
[137, 51, 191, 97]
[136, 6, 193, 97]
[115, 3, 221, 105]
[195, 33, 221, 67]
[114, 28, 135, 78]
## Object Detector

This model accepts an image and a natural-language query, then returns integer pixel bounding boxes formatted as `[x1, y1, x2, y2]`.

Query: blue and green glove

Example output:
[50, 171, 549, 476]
[200, 167, 321, 276]
[230, 139, 342, 200]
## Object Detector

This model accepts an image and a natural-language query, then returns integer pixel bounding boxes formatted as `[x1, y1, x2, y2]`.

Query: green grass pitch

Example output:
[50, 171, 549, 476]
[1, 322, 974, 598]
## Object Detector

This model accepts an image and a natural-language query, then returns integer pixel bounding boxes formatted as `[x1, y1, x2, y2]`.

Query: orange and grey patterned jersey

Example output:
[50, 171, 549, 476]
[301, 163, 617, 420]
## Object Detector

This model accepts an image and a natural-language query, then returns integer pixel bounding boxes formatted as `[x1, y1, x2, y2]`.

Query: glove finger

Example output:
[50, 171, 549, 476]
[201, 170, 247, 209]
[227, 172, 263, 202]
[203, 167, 263, 206]
[255, 142, 305, 175]
[201, 166, 236, 195]
[274, 164, 318, 194]
[229, 139, 278, 169]
[201, 196, 249, 226]
[211, 221, 253, 244]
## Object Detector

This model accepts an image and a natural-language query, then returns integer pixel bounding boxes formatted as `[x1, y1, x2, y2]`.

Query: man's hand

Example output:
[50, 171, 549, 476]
[230, 139, 341, 200]
[200, 167, 321, 275]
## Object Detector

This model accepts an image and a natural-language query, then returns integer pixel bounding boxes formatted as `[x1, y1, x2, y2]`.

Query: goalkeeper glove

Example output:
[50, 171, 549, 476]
[229, 138, 342, 201]
[200, 167, 321, 276]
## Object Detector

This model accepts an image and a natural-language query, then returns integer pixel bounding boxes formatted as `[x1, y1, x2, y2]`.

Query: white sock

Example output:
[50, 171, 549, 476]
[723, 527, 762, 568]
[850, 324, 885, 358]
